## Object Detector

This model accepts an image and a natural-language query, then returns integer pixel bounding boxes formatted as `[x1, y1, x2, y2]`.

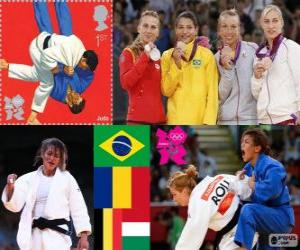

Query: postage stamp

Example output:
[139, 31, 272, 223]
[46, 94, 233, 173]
[0, 0, 112, 124]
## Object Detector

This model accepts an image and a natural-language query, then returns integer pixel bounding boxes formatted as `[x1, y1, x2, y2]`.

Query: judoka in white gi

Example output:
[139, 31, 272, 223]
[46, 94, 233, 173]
[168, 165, 256, 250]
[0, 2, 98, 124]
[2, 138, 91, 250]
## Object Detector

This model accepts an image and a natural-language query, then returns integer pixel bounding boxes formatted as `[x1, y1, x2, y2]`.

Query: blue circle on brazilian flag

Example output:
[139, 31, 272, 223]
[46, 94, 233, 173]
[112, 135, 132, 156]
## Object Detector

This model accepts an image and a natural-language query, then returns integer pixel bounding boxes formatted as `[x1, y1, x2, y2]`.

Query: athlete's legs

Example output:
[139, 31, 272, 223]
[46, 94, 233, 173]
[54, 1, 73, 36]
[234, 204, 292, 250]
[33, 2, 53, 33]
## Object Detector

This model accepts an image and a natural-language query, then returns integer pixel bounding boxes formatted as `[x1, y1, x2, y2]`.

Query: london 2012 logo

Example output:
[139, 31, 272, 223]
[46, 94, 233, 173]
[156, 126, 187, 165]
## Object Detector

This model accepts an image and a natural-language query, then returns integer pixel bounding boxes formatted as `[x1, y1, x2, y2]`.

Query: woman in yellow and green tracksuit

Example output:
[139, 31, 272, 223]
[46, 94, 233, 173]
[161, 11, 218, 125]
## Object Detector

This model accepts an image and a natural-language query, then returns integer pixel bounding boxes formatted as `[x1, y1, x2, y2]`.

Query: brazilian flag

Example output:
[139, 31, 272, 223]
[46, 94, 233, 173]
[94, 126, 150, 166]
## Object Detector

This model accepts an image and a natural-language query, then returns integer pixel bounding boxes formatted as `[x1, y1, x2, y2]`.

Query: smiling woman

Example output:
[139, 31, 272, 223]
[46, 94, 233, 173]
[1, 138, 91, 250]
[119, 10, 166, 125]
[161, 11, 219, 125]
[215, 9, 258, 125]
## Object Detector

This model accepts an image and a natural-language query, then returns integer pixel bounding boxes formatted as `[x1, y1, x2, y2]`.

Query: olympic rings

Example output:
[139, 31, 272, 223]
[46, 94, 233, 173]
[169, 133, 185, 140]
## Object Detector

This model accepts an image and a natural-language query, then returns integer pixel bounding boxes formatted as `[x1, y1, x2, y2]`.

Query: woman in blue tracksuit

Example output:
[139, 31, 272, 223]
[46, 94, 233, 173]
[234, 128, 295, 250]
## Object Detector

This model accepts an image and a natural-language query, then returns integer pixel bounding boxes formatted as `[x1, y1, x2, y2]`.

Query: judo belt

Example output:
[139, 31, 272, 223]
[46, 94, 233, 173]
[43, 35, 52, 50]
[213, 203, 242, 250]
[32, 217, 72, 236]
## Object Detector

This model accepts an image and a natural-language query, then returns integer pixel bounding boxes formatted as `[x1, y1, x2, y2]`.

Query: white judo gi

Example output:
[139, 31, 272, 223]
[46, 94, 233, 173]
[8, 32, 85, 113]
[1, 166, 91, 250]
[176, 174, 249, 250]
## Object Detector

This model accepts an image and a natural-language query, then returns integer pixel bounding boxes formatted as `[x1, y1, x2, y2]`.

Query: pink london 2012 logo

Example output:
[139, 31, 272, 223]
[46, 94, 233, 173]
[156, 126, 187, 165]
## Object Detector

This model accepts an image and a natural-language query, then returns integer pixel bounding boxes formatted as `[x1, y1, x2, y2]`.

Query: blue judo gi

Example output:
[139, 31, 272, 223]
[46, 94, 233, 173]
[34, 2, 94, 104]
[234, 153, 295, 250]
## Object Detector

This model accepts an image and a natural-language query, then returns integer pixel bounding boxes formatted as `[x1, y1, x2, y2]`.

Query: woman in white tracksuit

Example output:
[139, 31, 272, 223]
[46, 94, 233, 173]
[1, 138, 91, 250]
[168, 165, 254, 250]
[252, 5, 300, 125]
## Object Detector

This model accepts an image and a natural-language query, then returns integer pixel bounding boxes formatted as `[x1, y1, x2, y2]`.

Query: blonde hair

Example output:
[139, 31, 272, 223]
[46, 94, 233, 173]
[218, 9, 240, 26]
[129, 10, 160, 57]
[168, 165, 198, 192]
[261, 4, 283, 22]
[139, 10, 160, 22]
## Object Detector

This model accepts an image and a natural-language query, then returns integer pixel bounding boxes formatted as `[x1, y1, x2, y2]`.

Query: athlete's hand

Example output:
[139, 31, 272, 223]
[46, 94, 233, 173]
[248, 175, 255, 190]
[6, 174, 17, 201]
[64, 66, 74, 76]
[0, 59, 9, 70]
[220, 45, 233, 70]
[77, 232, 89, 250]
[220, 54, 233, 70]
[261, 57, 272, 70]
[236, 170, 245, 180]
[7, 174, 17, 188]
[172, 47, 183, 69]
[253, 62, 266, 79]
[51, 65, 60, 74]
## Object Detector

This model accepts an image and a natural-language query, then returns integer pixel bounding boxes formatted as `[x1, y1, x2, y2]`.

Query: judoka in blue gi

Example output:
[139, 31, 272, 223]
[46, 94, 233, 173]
[234, 128, 295, 250]
[0, 2, 98, 124]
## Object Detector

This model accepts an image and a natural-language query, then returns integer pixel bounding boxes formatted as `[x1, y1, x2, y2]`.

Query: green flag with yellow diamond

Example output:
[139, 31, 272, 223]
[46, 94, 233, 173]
[94, 126, 150, 166]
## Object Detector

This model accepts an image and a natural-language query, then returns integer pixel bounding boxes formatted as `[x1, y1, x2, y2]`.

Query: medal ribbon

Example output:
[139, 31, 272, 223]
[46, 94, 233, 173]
[256, 34, 284, 61]
[181, 36, 209, 62]
[232, 40, 241, 64]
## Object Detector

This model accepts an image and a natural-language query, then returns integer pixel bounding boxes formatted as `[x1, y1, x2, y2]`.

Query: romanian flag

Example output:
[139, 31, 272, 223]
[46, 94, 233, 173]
[94, 167, 149, 209]
[94, 167, 150, 250]
[94, 126, 150, 167]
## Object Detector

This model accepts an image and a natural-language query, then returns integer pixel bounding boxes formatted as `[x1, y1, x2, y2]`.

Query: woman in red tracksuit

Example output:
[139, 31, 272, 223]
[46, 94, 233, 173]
[119, 10, 166, 124]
